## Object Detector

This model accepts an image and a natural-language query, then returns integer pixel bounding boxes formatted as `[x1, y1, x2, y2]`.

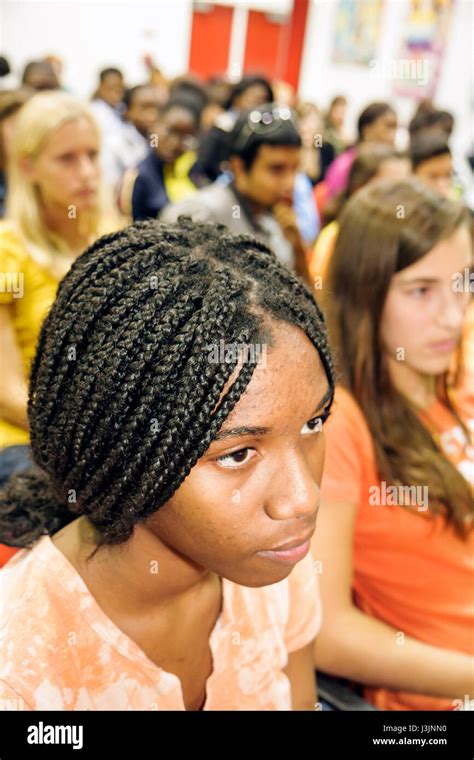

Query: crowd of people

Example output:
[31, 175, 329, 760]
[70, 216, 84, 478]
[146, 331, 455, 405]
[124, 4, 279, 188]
[0, 55, 472, 713]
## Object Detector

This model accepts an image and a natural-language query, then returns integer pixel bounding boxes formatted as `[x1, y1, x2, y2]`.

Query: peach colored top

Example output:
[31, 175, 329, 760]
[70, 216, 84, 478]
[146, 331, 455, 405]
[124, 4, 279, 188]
[0, 535, 320, 711]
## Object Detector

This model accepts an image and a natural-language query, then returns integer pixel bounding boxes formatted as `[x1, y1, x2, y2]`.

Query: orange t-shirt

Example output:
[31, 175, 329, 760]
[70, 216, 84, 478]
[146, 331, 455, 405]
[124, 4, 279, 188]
[321, 386, 474, 711]
[0, 532, 320, 710]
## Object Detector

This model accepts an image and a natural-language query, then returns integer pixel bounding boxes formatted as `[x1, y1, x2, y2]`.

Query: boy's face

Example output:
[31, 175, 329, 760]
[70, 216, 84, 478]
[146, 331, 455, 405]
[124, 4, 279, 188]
[231, 144, 300, 211]
[415, 152, 453, 197]
[144, 322, 331, 588]
[98, 73, 124, 108]
[125, 87, 161, 137]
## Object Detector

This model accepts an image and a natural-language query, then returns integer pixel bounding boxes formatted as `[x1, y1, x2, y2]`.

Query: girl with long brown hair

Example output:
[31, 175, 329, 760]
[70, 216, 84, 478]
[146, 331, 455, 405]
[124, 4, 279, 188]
[311, 177, 473, 710]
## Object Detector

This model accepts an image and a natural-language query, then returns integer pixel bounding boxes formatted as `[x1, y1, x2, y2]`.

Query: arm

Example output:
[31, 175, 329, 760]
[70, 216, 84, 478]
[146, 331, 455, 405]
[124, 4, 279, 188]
[0, 305, 29, 431]
[311, 496, 474, 700]
[283, 641, 317, 710]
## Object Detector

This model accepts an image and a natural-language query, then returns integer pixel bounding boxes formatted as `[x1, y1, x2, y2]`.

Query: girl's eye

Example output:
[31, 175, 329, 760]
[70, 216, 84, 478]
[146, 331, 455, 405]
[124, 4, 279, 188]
[409, 286, 430, 298]
[58, 154, 75, 163]
[301, 410, 331, 436]
[215, 448, 255, 470]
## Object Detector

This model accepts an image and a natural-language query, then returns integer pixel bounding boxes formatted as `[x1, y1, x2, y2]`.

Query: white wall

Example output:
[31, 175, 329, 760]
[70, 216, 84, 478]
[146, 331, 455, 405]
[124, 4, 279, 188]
[0, 0, 194, 97]
[299, 0, 473, 158]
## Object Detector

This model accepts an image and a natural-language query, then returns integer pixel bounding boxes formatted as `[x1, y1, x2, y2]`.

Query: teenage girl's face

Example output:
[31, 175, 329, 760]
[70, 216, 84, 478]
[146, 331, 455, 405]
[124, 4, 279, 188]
[363, 111, 397, 145]
[415, 153, 454, 198]
[25, 117, 101, 212]
[380, 224, 472, 377]
[146, 322, 331, 587]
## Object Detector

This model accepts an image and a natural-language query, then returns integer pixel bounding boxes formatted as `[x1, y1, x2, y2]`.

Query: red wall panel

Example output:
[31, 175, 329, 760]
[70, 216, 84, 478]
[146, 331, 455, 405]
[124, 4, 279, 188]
[189, 4, 233, 80]
[243, 10, 287, 80]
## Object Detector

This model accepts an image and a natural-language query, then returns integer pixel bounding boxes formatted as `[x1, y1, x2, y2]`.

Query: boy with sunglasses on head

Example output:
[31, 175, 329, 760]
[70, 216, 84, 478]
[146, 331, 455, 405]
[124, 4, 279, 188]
[161, 104, 311, 283]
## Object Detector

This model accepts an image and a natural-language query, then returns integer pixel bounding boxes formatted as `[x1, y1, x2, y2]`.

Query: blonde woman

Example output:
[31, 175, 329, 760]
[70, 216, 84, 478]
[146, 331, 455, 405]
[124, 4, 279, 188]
[0, 91, 122, 487]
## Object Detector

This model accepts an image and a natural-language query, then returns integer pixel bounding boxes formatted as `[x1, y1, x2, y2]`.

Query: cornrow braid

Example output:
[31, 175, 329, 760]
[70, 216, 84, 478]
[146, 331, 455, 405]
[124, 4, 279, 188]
[0, 218, 334, 548]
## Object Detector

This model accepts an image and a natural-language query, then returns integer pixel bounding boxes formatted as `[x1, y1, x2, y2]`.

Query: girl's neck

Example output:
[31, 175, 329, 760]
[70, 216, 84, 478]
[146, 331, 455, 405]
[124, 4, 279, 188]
[386, 355, 438, 410]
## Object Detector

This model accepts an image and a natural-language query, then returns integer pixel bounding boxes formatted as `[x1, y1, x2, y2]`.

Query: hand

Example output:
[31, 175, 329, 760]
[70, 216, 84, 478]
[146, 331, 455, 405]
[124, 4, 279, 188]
[273, 202, 301, 245]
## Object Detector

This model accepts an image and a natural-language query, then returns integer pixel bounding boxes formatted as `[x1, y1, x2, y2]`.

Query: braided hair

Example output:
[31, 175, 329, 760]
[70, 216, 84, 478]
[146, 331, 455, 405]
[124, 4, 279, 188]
[0, 218, 334, 549]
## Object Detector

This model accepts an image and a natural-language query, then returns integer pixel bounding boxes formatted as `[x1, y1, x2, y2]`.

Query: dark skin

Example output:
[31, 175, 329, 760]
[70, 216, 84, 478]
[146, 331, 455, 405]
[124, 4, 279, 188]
[231, 145, 312, 284]
[52, 321, 330, 710]
[125, 86, 161, 138]
[97, 73, 125, 108]
[153, 106, 198, 164]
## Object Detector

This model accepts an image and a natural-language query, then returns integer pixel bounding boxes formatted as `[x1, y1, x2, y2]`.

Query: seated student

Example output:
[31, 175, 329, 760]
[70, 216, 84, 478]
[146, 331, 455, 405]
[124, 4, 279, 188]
[119, 98, 200, 221]
[308, 144, 410, 287]
[410, 132, 454, 199]
[90, 67, 127, 188]
[161, 105, 311, 283]
[311, 178, 473, 711]
[0, 219, 334, 711]
[197, 75, 274, 183]
[0, 91, 121, 486]
[21, 60, 59, 91]
[323, 102, 397, 201]
[99, 84, 162, 193]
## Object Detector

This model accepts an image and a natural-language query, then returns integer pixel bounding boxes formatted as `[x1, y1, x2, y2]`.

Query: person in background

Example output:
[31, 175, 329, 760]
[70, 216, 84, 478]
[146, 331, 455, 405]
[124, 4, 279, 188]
[0, 89, 32, 218]
[323, 101, 397, 201]
[0, 91, 122, 491]
[120, 97, 200, 221]
[308, 144, 411, 287]
[411, 132, 454, 199]
[100, 84, 161, 193]
[197, 74, 274, 183]
[297, 102, 335, 186]
[0, 57, 14, 88]
[324, 95, 349, 156]
[200, 76, 234, 132]
[408, 103, 454, 143]
[161, 104, 311, 283]
[312, 178, 473, 711]
[21, 60, 59, 91]
[90, 67, 127, 188]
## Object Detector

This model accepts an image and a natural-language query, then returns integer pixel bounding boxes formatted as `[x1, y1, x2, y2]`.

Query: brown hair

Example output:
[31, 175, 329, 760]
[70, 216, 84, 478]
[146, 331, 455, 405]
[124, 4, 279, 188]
[325, 178, 472, 536]
[323, 143, 408, 225]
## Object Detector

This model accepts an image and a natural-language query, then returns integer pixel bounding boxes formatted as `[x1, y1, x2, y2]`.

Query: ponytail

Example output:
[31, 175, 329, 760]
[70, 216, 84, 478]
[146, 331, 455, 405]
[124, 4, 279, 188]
[0, 468, 73, 548]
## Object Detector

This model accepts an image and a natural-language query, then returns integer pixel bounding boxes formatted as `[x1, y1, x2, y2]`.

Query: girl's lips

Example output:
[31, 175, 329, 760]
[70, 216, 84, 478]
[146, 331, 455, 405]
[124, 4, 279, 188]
[430, 339, 457, 353]
[257, 539, 311, 566]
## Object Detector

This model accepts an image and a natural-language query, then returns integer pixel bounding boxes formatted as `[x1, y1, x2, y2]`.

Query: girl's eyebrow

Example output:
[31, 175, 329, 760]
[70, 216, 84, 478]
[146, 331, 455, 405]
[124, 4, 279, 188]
[214, 425, 270, 441]
[397, 276, 438, 285]
[213, 385, 333, 442]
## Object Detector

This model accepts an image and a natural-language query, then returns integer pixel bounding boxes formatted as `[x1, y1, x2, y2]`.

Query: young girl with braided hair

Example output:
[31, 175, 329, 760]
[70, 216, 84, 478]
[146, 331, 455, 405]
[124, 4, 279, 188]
[0, 218, 334, 711]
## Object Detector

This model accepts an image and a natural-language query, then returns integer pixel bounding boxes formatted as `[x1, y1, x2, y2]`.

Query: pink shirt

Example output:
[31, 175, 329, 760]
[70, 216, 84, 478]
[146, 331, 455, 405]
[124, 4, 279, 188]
[0, 534, 320, 711]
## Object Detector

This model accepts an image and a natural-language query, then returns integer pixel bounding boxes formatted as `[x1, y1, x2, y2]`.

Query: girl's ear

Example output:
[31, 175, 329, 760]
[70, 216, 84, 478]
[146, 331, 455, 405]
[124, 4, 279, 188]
[19, 156, 37, 181]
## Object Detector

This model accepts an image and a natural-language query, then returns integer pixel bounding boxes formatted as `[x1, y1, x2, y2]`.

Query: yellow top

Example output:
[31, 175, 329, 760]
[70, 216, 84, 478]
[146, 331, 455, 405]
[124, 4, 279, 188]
[163, 151, 197, 203]
[0, 222, 59, 448]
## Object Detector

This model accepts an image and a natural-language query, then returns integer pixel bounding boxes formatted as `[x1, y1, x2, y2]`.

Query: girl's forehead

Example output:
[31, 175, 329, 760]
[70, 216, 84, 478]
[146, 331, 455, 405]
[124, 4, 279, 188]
[220, 331, 329, 427]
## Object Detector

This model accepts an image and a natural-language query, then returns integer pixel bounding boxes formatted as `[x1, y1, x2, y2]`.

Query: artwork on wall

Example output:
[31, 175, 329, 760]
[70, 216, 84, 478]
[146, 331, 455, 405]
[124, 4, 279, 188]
[332, 0, 385, 66]
[392, 0, 455, 99]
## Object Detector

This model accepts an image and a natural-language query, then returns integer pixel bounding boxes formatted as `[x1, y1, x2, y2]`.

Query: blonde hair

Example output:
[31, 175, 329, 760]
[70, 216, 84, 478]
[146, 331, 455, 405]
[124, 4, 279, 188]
[6, 91, 121, 278]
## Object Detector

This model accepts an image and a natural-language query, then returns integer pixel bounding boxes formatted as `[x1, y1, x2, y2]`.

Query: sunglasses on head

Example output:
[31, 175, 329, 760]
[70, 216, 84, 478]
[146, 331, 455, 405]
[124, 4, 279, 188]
[233, 105, 297, 152]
